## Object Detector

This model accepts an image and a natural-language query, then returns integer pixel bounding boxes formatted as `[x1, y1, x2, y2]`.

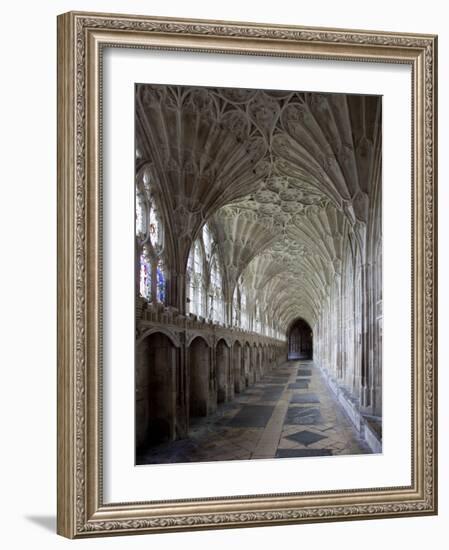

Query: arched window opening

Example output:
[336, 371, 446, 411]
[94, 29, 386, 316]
[240, 284, 249, 331]
[186, 223, 227, 323]
[148, 204, 162, 251]
[263, 313, 269, 337]
[156, 259, 166, 303]
[187, 240, 204, 317]
[209, 255, 224, 324]
[136, 187, 146, 238]
[136, 168, 166, 304]
[202, 224, 213, 259]
[139, 249, 152, 301]
[254, 302, 262, 334]
[232, 286, 240, 327]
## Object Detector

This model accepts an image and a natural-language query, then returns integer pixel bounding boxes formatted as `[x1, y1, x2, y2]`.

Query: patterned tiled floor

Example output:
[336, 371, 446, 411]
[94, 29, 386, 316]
[137, 360, 371, 465]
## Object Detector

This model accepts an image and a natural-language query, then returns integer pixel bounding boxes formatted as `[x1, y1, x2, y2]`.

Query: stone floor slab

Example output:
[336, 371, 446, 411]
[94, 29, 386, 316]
[288, 380, 310, 390]
[226, 405, 275, 428]
[297, 369, 312, 377]
[285, 430, 327, 446]
[259, 385, 285, 401]
[285, 406, 324, 425]
[290, 393, 320, 404]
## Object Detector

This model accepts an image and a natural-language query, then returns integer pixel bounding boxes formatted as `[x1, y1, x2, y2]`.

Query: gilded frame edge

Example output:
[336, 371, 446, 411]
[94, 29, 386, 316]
[56, 10, 438, 539]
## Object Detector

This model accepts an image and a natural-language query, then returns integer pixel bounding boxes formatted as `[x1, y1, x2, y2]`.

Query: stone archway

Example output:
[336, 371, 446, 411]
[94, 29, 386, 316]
[188, 336, 211, 418]
[256, 344, 265, 380]
[136, 331, 178, 449]
[233, 341, 243, 393]
[288, 318, 313, 360]
[216, 339, 230, 404]
[243, 342, 251, 388]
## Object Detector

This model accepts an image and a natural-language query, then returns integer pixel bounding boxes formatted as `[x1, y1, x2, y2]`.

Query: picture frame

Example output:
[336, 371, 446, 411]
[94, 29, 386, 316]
[57, 10, 438, 538]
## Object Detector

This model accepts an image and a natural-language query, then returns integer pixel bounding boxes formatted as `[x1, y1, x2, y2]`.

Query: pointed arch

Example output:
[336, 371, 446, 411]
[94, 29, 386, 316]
[287, 318, 313, 360]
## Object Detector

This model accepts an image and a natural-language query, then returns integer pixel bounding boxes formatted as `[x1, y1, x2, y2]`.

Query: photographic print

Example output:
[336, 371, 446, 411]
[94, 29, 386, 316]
[134, 83, 382, 465]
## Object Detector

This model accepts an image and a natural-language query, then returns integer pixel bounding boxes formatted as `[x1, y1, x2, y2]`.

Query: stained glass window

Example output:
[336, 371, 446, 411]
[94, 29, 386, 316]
[136, 165, 167, 305]
[136, 189, 145, 237]
[187, 240, 204, 316]
[139, 252, 152, 301]
[156, 260, 166, 303]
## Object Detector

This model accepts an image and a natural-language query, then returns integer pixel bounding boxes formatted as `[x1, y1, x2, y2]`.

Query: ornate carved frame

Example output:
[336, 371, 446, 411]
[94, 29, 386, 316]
[57, 11, 438, 538]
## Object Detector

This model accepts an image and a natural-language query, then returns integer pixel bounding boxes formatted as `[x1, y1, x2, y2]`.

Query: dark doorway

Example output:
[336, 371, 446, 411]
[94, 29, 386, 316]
[143, 332, 177, 445]
[288, 319, 313, 360]
[189, 337, 211, 418]
[216, 339, 229, 404]
[233, 341, 243, 394]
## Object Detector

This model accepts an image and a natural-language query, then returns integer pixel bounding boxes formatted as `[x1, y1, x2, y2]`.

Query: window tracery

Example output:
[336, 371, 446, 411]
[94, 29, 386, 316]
[209, 255, 224, 324]
[139, 251, 152, 301]
[232, 285, 240, 327]
[187, 224, 226, 323]
[240, 282, 249, 331]
[187, 240, 205, 317]
[136, 167, 166, 304]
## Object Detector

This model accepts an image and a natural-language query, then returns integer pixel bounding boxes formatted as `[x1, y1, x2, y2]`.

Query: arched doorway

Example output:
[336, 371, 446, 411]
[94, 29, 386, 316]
[288, 318, 313, 360]
[189, 336, 211, 418]
[243, 342, 251, 387]
[251, 344, 258, 384]
[233, 341, 242, 394]
[136, 332, 177, 448]
[216, 339, 229, 404]
[257, 344, 263, 379]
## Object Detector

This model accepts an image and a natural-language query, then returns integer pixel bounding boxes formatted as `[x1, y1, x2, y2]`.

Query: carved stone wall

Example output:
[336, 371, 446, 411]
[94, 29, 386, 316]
[136, 300, 286, 451]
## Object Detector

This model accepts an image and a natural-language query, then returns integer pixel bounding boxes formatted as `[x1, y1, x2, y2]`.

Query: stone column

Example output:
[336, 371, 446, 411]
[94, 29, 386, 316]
[359, 262, 373, 411]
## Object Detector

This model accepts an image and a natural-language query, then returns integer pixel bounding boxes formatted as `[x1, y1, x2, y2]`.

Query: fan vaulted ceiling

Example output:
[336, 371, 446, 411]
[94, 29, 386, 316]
[136, 84, 381, 330]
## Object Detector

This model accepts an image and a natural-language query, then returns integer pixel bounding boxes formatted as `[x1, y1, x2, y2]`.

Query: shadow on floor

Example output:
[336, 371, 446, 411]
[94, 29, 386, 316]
[24, 515, 56, 533]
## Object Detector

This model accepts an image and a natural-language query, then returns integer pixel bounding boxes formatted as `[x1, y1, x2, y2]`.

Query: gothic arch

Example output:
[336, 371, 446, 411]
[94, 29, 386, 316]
[288, 317, 313, 360]
[216, 338, 230, 403]
[188, 336, 212, 418]
[135, 331, 178, 450]
[215, 336, 232, 349]
[186, 332, 212, 348]
[137, 327, 181, 348]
